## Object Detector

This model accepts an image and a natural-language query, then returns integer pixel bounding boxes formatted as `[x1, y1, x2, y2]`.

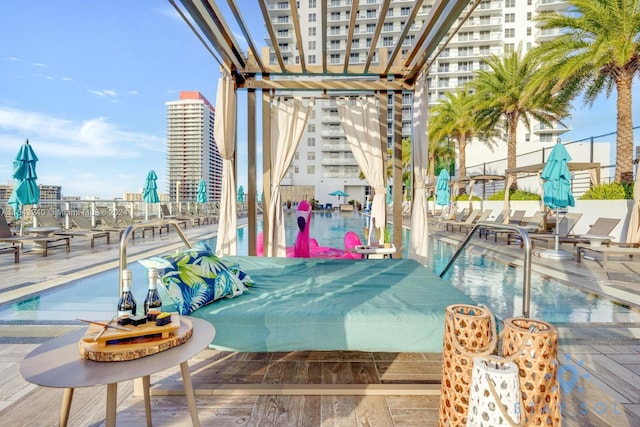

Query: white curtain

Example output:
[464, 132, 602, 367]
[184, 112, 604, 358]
[267, 98, 313, 257]
[214, 74, 237, 256]
[337, 97, 386, 235]
[409, 76, 429, 264]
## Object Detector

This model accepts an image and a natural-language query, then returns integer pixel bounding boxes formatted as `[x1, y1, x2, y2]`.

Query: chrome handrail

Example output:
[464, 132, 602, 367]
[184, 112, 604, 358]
[118, 220, 193, 295]
[439, 223, 533, 318]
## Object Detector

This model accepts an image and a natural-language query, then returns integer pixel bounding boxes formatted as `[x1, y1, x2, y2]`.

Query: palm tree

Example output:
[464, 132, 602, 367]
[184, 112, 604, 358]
[533, 0, 640, 185]
[427, 137, 455, 186]
[471, 46, 572, 188]
[429, 87, 495, 182]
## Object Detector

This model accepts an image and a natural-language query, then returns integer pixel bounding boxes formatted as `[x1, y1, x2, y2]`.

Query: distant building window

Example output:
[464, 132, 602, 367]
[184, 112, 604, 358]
[309, 13, 316, 23]
[308, 137, 315, 147]
[307, 152, 315, 161]
[505, 28, 515, 38]
[308, 27, 316, 36]
[309, 0, 316, 7]
[308, 54, 316, 64]
[505, 13, 515, 23]
[505, 0, 515, 7]
[309, 40, 316, 50]
[307, 165, 315, 174]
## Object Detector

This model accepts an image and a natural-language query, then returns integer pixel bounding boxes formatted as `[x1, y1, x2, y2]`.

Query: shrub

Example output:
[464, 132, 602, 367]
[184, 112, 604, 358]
[487, 189, 541, 201]
[455, 194, 481, 201]
[579, 182, 630, 200]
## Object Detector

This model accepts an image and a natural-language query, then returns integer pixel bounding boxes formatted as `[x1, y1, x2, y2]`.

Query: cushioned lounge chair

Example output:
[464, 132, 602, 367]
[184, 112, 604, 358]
[0, 215, 70, 257]
[35, 213, 111, 248]
[532, 216, 620, 249]
[507, 212, 583, 247]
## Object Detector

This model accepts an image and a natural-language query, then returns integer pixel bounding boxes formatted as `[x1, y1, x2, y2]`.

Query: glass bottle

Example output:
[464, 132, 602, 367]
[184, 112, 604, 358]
[117, 269, 137, 318]
[144, 267, 162, 320]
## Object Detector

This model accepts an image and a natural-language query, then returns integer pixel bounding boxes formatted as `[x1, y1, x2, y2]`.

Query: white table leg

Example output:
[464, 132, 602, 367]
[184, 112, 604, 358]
[142, 375, 152, 427]
[180, 361, 200, 427]
[106, 383, 117, 427]
[60, 387, 74, 427]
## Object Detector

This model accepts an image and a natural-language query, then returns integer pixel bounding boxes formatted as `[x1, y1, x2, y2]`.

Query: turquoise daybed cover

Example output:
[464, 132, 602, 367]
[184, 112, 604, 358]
[189, 256, 475, 353]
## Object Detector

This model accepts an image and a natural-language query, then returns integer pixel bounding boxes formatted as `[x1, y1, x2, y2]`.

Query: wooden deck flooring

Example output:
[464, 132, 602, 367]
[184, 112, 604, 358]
[0, 220, 638, 426]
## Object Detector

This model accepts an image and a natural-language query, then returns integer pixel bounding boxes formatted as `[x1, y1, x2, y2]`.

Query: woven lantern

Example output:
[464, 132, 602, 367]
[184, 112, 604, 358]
[502, 317, 561, 426]
[467, 357, 521, 426]
[439, 304, 496, 427]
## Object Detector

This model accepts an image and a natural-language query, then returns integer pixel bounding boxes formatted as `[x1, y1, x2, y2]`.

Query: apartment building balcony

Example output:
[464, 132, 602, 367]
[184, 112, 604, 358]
[535, 27, 563, 43]
[321, 129, 346, 137]
[464, 17, 502, 31]
[322, 158, 359, 167]
[470, 1, 503, 16]
[536, 0, 568, 13]
[450, 33, 502, 46]
[326, 0, 352, 11]
[321, 143, 351, 152]
[532, 119, 573, 135]
[321, 114, 340, 123]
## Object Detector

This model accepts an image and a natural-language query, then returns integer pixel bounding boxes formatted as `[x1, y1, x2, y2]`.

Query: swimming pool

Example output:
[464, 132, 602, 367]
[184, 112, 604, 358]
[0, 211, 638, 324]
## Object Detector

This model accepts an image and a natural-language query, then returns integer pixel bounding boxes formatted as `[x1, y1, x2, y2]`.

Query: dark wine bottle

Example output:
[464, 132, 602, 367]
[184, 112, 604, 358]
[144, 267, 162, 320]
[117, 269, 137, 318]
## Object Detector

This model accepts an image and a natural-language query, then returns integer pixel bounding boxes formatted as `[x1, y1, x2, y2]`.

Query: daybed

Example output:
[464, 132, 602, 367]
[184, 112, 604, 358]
[184, 256, 476, 353]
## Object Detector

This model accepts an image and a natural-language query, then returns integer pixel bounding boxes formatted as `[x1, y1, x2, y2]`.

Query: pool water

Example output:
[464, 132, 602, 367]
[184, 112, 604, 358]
[0, 211, 638, 324]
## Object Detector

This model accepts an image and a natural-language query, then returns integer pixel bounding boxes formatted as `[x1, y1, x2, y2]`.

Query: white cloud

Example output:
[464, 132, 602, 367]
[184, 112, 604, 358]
[33, 62, 47, 68]
[0, 107, 165, 159]
[88, 89, 117, 98]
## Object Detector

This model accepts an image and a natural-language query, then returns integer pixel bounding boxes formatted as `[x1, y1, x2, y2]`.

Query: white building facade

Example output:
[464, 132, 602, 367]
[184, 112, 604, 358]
[166, 91, 223, 203]
[264, 0, 609, 206]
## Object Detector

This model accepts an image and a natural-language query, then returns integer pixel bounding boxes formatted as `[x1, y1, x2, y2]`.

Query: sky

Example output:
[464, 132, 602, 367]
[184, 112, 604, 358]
[0, 1, 638, 199]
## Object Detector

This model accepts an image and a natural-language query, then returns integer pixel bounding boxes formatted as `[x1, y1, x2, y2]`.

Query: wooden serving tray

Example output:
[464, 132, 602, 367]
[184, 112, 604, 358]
[79, 314, 193, 362]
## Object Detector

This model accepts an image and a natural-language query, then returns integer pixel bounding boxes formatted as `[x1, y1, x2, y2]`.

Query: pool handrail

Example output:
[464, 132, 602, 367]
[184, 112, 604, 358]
[118, 220, 193, 295]
[438, 223, 533, 318]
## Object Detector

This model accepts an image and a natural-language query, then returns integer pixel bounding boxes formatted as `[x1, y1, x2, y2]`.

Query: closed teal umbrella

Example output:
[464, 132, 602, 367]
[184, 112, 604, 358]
[197, 179, 208, 203]
[143, 170, 160, 203]
[435, 169, 450, 206]
[237, 185, 245, 202]
[8, 139, 40, 221]
[539, 143, 575, 259]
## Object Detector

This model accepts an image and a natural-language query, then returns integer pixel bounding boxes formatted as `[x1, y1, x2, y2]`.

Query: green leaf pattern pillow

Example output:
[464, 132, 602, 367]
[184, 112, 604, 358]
[139, 248, 253, 315]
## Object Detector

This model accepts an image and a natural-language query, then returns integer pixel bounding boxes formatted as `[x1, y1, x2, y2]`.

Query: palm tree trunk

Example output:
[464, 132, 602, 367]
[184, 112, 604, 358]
[615, 73, 634, 184]
[507, 114, 519, 190]
[458, 137, 467, 195]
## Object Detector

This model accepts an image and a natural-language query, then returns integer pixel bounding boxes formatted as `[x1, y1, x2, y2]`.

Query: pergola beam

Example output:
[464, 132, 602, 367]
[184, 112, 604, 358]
[179, 0, 246, 71]
[259, 0, 286, 72]
[240, 77, 410, 91]
[363, 0, 391, 74]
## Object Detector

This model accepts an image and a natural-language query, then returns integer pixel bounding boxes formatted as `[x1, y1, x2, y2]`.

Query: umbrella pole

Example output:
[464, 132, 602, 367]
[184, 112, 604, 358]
[554, 209, 560, 251]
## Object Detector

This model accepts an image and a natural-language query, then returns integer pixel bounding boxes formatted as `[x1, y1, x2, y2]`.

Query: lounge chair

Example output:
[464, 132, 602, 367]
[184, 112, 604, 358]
[440, 208, 469, 228]
[458, 209, 493, 234]
[0, 244, 19, 263]
[576, 241, 640, 269]
[483, 210, 526, 242]
[0, 215, 70, 257]
[116, 207, 170, 236]
[35, 212, 111, 248]
[508, 212, 583, 248]
[445, 209, 484, 233]
[159, 204, 188, 228]
[531, 216, 620, 249]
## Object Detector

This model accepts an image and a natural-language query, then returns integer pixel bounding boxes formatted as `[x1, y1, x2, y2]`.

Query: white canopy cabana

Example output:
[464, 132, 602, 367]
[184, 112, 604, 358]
[172, 0, 477, 258]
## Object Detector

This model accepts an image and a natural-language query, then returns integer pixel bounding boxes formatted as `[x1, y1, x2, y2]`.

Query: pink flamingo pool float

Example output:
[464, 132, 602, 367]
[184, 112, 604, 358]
[256, 200, 362, 258]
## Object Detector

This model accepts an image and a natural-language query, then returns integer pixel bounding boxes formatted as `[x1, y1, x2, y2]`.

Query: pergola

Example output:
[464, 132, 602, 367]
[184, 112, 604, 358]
[170, 0, 477, 261]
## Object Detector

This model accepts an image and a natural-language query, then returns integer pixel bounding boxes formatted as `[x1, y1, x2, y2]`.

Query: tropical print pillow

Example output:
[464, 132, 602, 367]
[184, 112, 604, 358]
[139, 248, 253, 315]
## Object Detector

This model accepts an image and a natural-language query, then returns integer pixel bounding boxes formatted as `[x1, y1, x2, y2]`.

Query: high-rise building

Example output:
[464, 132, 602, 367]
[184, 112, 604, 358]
[166, 91, 223, 203]
[264, 0, 573, 205]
